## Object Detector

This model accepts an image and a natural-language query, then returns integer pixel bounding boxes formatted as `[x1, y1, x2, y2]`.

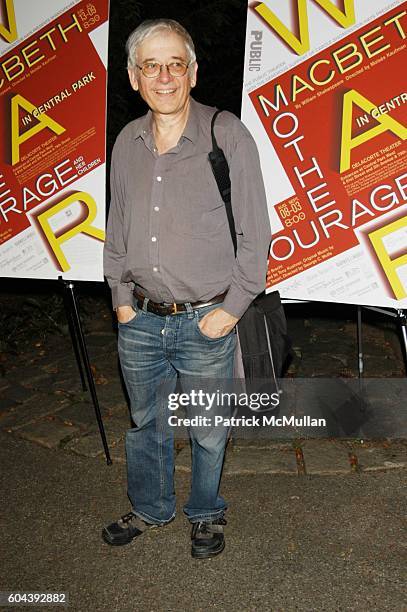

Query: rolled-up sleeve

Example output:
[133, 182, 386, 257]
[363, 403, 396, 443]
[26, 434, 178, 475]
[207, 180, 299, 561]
[222, 134, 271, 319]
[103, 140, 134, 310]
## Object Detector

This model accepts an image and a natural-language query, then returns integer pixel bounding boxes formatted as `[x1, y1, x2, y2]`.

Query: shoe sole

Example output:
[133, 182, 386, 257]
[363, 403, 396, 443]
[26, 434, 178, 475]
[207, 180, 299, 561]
[191, 540, 225, 559]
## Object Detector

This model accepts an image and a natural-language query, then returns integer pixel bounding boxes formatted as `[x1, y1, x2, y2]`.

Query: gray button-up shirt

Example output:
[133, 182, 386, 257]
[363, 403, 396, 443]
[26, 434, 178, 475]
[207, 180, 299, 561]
[103, 98, 271, 319]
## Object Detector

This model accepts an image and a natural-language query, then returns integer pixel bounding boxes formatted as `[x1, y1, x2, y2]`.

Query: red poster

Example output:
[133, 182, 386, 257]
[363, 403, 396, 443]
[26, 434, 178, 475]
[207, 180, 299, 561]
[0, 0, 109, 281]
[243, 1, 407, 307]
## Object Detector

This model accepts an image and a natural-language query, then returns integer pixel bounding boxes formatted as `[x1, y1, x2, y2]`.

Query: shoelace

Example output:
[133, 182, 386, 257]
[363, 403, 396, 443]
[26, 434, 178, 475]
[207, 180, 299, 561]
[119, 512, 139, 525]
[192, 518, 227, 538]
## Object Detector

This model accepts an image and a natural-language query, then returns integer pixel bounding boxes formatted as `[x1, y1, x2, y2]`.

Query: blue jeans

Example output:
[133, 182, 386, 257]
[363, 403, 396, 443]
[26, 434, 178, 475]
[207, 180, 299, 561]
[118, 301, 236, 524]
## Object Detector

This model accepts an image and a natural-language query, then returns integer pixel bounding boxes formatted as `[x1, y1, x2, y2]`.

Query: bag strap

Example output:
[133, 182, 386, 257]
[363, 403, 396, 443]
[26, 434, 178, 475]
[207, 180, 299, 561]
[208, 110, 237, 256]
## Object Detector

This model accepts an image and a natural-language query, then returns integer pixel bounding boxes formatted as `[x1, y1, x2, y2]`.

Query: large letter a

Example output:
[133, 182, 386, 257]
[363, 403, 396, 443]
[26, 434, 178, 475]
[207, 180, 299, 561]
[11, 94, 66, 165]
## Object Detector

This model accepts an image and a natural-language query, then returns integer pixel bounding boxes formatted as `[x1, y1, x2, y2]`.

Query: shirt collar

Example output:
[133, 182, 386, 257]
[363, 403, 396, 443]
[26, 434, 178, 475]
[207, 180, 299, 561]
[132, 96, 199, 143]
[182, 97, 199, 143]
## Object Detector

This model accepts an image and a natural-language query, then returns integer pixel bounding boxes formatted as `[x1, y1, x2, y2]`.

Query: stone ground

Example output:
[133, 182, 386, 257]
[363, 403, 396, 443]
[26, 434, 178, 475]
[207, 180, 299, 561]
[0, 293, 405, 474]
[0, 289, 406, 611]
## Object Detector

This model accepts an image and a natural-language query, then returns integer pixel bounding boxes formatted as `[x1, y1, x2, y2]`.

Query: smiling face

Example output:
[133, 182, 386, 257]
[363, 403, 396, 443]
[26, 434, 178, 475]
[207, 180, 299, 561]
[128, 30, 197, 118]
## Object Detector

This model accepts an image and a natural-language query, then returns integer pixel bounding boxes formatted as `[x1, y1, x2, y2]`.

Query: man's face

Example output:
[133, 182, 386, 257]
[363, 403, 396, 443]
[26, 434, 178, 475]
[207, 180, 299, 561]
[128, 31, 197, 116]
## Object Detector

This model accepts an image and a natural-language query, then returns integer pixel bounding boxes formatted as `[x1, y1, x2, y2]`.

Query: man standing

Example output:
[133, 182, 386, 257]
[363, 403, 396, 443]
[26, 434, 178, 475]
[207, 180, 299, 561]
[103, 18, 270, 558]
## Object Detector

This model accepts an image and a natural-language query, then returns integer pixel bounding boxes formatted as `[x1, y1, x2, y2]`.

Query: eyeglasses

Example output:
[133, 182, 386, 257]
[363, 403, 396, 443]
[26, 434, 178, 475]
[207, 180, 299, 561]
[136, 61, 191, 78]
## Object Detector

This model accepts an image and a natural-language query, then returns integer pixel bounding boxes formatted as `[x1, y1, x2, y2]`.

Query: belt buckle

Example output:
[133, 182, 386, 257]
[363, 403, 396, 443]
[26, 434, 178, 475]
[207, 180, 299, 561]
[171, 302, 178, 315]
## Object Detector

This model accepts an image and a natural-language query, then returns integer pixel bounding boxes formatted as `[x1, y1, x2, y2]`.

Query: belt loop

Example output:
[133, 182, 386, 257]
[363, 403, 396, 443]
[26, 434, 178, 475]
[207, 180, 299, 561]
[142, 297, 149, 312]
[185, 302, 194, 319]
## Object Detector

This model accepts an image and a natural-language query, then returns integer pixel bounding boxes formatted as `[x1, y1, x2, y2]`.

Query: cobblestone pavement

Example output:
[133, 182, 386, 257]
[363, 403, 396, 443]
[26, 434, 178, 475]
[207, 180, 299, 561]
[1, 293, 406, 475]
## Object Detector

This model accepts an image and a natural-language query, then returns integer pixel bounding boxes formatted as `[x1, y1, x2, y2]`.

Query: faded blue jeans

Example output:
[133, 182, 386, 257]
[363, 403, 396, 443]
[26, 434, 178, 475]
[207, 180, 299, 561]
[118, 300, 236, 525]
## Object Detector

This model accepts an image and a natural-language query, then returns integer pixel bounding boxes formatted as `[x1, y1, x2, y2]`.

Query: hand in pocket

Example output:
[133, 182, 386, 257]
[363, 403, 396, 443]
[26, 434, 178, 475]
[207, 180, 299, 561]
[117, 305, 137, 324]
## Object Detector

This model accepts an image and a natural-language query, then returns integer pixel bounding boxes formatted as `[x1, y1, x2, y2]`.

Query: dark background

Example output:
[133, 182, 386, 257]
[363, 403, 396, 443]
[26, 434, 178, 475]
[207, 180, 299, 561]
[107, 0, 247, 154]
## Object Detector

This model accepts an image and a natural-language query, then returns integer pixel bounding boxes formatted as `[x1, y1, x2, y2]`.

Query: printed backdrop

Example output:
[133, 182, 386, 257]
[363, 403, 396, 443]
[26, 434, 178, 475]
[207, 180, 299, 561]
[0, 0, 109, 281]
[242, 0, 407, 307]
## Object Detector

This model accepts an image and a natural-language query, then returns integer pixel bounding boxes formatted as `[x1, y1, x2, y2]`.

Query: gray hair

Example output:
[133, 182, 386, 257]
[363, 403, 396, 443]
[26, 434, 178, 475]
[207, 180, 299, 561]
[126, 19, 196, 69]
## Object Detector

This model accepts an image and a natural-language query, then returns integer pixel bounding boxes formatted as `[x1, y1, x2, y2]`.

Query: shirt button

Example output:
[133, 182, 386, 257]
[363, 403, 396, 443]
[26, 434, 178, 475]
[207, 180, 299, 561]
[151, 236, 157, 242]
[156, 176, 162, 182]
[154, 206, 160, 212]
[161, 329, 165, 335]
[153, 267, 158, 272]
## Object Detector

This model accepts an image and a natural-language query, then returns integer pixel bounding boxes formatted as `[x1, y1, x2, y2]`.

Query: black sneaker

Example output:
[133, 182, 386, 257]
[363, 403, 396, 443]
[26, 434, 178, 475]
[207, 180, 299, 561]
[191, 518, 227, 559]
[102, 512, 158, 546]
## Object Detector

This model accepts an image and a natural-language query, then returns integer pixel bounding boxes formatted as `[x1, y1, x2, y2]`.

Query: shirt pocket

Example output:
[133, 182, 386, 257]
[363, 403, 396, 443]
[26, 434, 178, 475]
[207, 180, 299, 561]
[168, 164, 228, 236]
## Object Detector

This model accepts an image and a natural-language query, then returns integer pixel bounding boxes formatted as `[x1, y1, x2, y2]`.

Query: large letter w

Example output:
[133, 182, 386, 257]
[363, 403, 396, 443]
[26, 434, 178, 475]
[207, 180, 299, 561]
[252, 0, 356, 56]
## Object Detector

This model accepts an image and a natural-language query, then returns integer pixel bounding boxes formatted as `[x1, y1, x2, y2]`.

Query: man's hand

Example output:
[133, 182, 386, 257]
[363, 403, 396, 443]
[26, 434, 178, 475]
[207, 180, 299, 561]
[198, 307, 239, 339]
[116, 305, 137, 324]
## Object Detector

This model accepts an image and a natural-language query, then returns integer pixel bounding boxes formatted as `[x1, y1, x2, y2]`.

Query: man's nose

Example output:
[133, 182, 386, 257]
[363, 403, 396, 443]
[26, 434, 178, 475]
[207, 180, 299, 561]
[157, 65, 173, 82]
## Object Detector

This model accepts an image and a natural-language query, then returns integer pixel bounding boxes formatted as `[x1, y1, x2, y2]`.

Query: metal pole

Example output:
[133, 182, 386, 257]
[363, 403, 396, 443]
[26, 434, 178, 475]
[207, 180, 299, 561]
[396, 309, 407, 372]
[60, 277, 87, 391]
[64, 280, 112, 465]
[357, 305, 363, 378]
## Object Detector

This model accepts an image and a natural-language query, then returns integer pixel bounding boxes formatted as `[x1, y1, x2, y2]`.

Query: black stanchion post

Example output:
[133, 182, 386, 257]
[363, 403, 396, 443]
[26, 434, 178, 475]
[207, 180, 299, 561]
[59, 277, 112, 465]
[357, 305, 363, 378]
[396, 309, 407, 371]
[60, 277, 87, 392]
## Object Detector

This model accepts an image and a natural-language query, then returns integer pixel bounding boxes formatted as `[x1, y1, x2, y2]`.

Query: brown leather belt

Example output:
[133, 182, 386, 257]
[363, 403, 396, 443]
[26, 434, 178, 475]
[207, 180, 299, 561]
[134, 291, 227, 316]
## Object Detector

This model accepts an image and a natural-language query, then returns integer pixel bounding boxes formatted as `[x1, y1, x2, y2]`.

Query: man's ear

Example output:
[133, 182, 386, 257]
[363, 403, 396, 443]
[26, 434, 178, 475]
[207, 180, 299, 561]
[128, 68, 139, 92]
[190, 62, 198, 88]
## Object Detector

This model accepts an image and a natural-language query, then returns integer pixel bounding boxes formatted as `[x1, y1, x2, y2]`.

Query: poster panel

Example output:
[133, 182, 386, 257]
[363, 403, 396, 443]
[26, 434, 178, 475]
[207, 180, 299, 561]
[242, 0, 407, 307]
[0, 0, 108, 281]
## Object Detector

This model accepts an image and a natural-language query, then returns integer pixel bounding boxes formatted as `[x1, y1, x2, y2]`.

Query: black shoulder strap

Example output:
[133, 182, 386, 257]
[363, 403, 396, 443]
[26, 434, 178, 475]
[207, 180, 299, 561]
[208, 110, 237, 256]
